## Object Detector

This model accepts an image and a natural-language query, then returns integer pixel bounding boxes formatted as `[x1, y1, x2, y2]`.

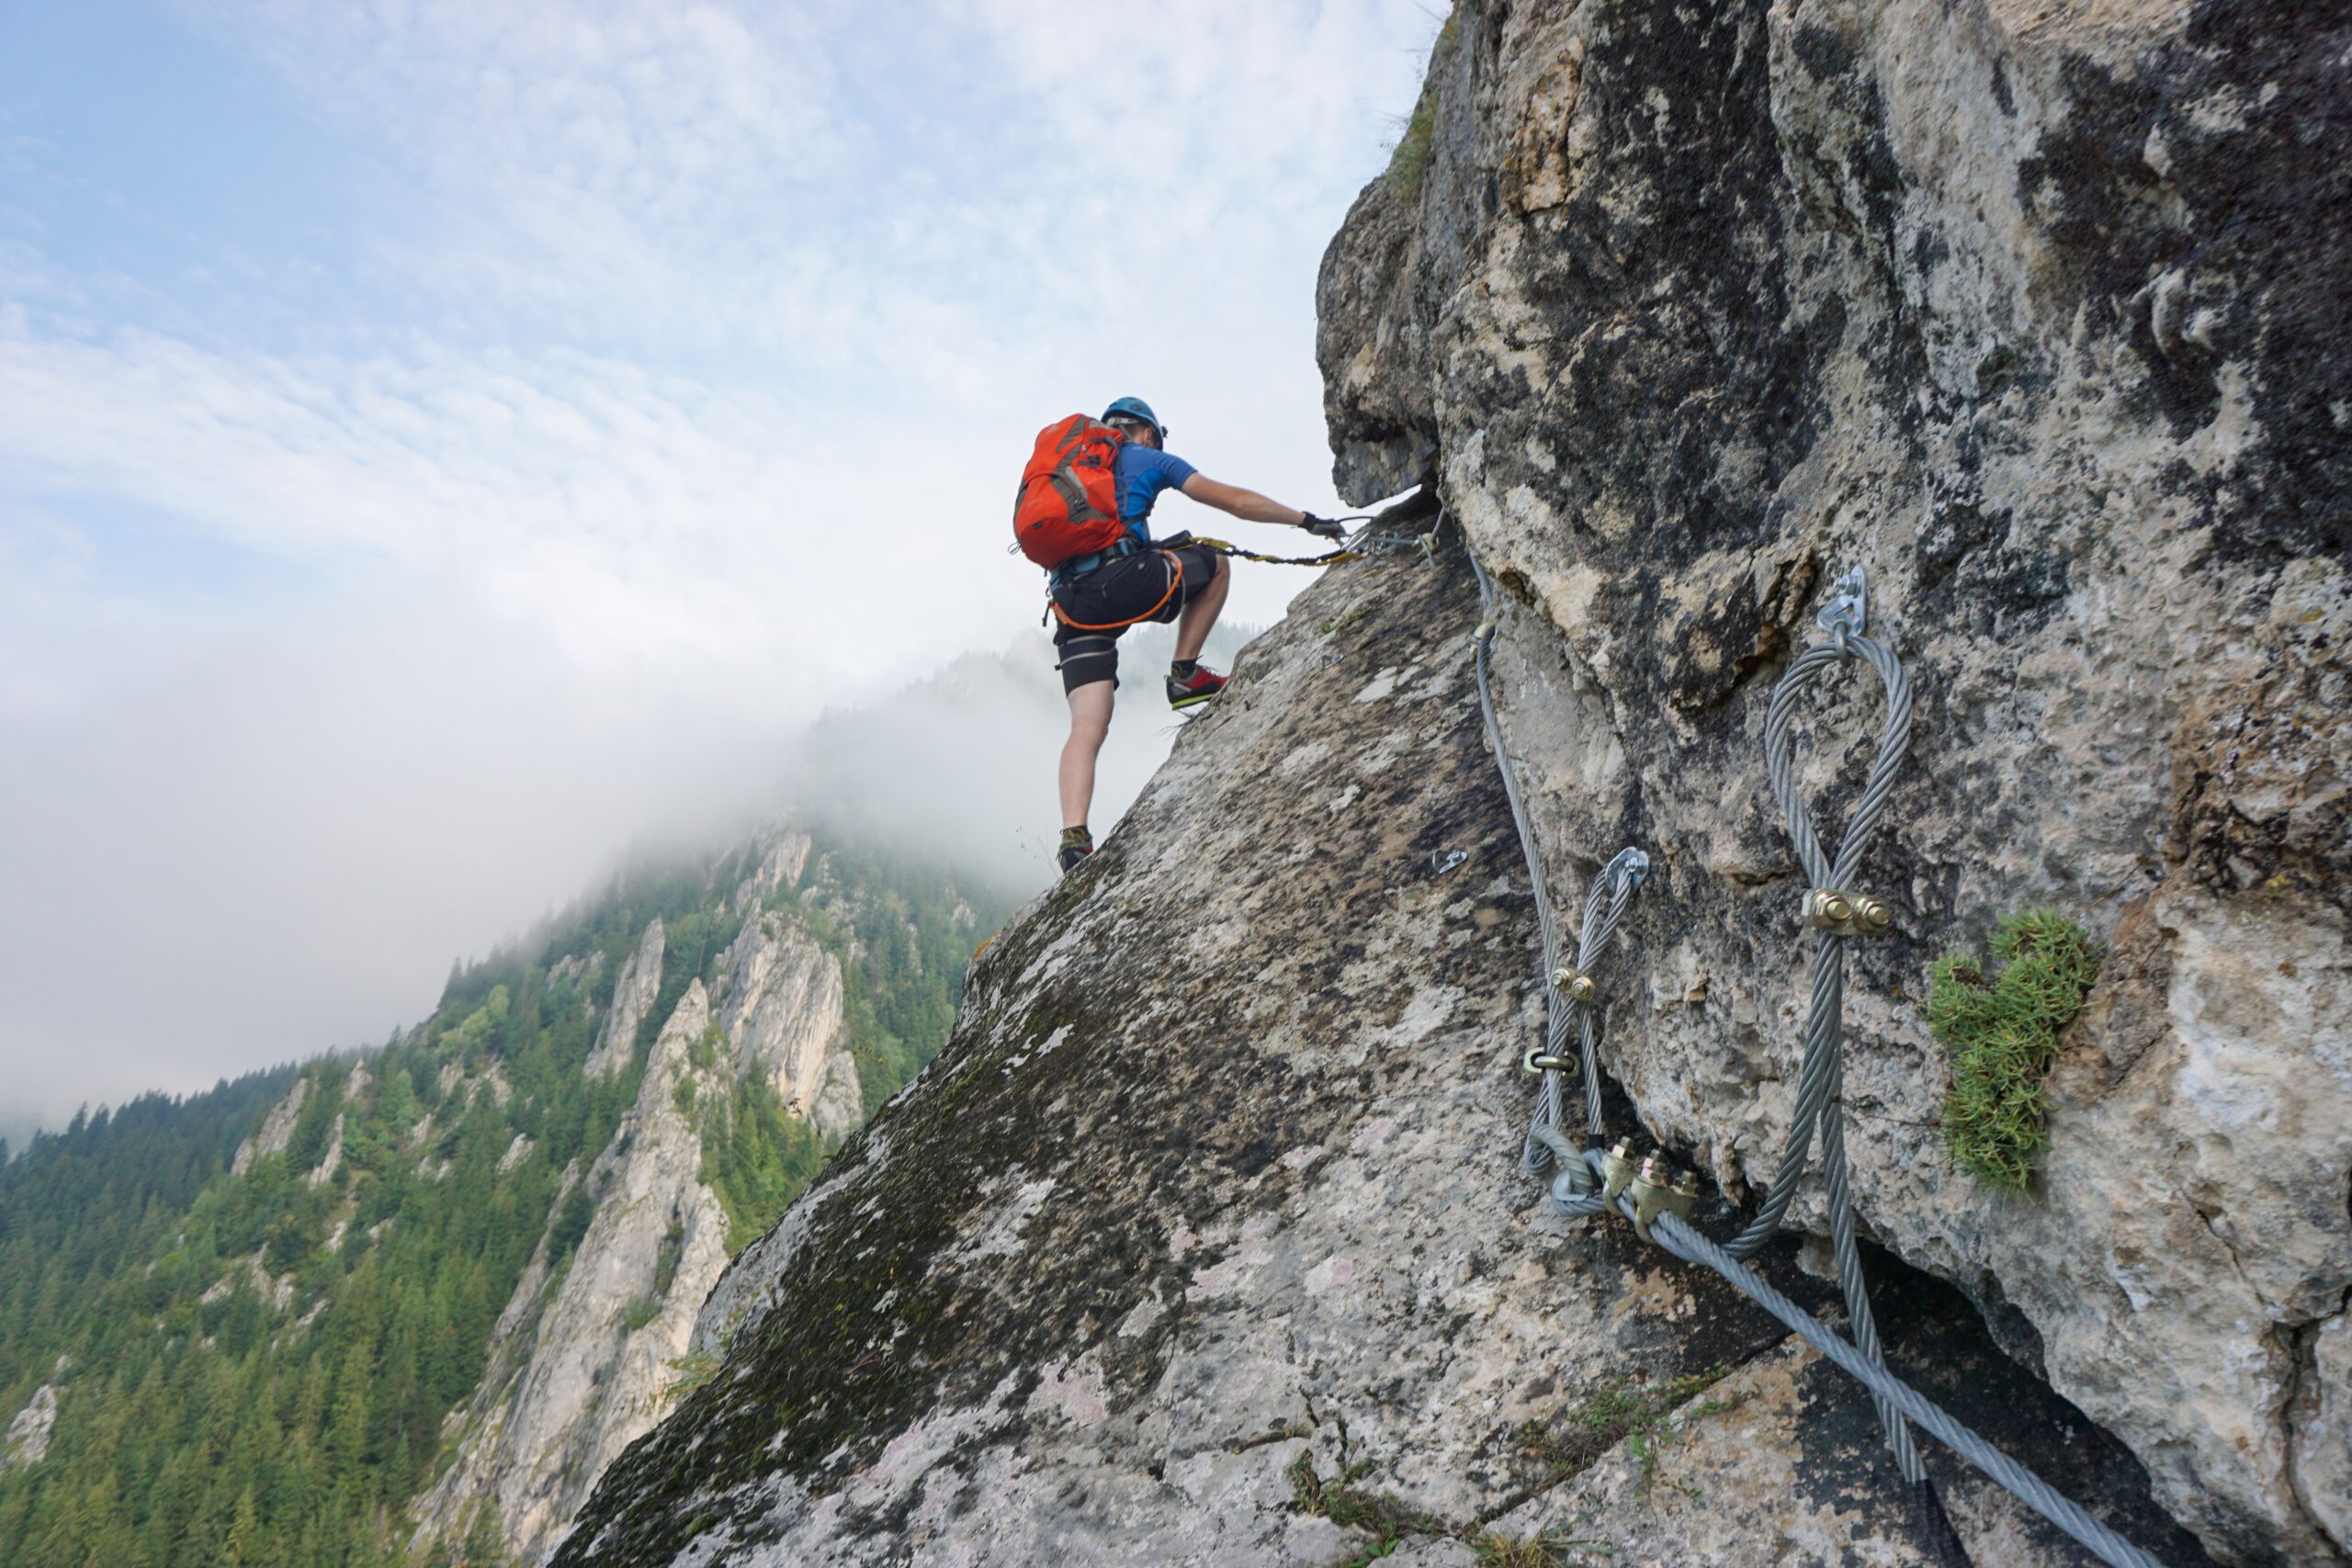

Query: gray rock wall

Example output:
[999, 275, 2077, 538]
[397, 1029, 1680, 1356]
[587, 921, 668, 1083]
[416, 981, 741, 1565]
[0, 1383, 56, 1471]
[552, 551, 2208, 1568]
[715, 912, 845, 1118]
[229, 1075, 308, 1176]
[1315, 3, 2348, 1562]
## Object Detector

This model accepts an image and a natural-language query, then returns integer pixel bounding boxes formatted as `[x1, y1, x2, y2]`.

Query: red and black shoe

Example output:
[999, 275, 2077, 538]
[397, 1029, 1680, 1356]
[1166, 661, 1227, 711]
[1057, 827, 1094, 875]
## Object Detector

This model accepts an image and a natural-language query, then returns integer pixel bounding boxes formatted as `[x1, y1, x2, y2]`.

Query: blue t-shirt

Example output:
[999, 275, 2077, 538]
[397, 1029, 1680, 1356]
[1114, 446, 1198, 546]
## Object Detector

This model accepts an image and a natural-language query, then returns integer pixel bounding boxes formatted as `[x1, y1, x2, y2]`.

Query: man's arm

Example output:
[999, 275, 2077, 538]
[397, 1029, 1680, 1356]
[1180, 473, 1307, 527]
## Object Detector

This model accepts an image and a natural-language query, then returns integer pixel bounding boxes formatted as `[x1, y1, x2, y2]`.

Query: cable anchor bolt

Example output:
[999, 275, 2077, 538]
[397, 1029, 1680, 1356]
[1551, 967, 1599, 1002]
[1522, 1049, 1574, 1075]
[1628, 1154, 1698, 1243]
[1815, 565, 1868, 649]
[1600, 1138, 1639, 1202]
[1804, 887, 1894, 937]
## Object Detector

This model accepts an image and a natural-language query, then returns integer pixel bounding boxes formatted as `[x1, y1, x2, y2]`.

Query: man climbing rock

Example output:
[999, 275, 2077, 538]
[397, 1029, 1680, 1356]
[1051, 396, 1338, 874]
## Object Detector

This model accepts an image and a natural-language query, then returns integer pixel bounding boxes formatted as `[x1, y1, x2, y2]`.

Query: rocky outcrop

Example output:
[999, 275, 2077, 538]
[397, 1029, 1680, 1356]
[305, 1113, 345, 1188]
[1315, 4, 2349, 1563]
[714, 912, 844, 1116]
[731, 831, 813, 916]
[555, 551, 2208, 1567]
[1, 1382, 56, 1471]
[587, 922, 667, 1082]
[805, 1051, 864, 1146]
[416, 985, 737, 1565]
[418, 849, 854, 1564]
[230, 1076, 308, 1176]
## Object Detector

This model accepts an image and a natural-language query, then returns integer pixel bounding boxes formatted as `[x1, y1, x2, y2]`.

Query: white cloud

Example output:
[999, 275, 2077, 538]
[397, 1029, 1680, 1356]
[0, 0, 1444, 1122]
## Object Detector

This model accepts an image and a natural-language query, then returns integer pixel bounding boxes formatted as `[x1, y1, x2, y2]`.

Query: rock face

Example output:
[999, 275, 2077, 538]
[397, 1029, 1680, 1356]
[538, 6, 2346, 1563]
[0, 1384, 56, 1471]
[554, 554, 2209, 1567]
[1314, 4, 2349, 1564]
[229, 1076, 308, 1176]
[714, 912, 845, 1118]
[587, 922, 668, 1083]
[418, 840, 855, 1565]
[419, 986, 737, 1565]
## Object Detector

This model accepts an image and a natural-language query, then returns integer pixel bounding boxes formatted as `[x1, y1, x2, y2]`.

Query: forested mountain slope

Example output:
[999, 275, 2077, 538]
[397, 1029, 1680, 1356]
[0, 827, 1012, 1568]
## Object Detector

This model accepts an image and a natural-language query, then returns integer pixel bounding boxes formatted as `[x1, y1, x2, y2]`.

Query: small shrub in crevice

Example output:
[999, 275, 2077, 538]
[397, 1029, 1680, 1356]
[1285, 1425, 1448, 1561]
[1386, 7, 1464, 195]
[1471, 1523, 1608, 1565]
[1515, 1365, 1742, 1499]
[1927, 909, 2100, 1191]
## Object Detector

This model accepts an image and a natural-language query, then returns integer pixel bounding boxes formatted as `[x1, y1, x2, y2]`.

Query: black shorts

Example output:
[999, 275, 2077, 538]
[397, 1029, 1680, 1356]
[1050, 545, 1218, 694]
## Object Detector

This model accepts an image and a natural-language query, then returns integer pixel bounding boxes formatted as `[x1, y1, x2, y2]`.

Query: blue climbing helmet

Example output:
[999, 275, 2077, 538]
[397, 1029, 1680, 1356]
[1102, 396, 1165, 442]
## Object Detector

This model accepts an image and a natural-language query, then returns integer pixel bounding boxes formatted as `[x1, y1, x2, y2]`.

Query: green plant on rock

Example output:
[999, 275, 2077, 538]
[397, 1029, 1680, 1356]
[1927, 908, 2100, 1191]
[1517, 1366, 1739, 1501]
[664, 1350, 721, 1406]
[1285, 1427, 1447, 1561]
[1472, 1524, 1609, 1565]
[1386, 7, 1464, 195]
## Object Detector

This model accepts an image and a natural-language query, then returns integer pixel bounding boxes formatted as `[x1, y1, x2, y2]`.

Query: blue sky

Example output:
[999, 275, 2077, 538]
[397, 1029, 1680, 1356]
[0, 1, 1441, 1122]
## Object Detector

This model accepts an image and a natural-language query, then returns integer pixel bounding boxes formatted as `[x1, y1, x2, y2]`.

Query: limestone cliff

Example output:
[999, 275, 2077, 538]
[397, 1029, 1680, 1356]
[1315, 3, 2347, 1563]
[415, 831, 866, 1565]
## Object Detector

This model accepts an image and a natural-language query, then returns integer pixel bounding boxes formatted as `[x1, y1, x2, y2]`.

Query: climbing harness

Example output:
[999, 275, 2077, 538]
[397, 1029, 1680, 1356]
[1047, 550, 1188, 632]
[1459, 538, 2168, 1568]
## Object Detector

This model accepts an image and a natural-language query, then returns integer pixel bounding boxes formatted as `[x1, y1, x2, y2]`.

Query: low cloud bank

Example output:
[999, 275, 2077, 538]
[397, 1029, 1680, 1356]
[0, 611, 1250, 1133]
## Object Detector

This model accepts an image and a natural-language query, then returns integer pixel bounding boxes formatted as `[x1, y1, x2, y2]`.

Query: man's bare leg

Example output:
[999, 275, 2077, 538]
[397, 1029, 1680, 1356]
[1173, 554, 1230, 664]
[1059, 680, 1115, 829]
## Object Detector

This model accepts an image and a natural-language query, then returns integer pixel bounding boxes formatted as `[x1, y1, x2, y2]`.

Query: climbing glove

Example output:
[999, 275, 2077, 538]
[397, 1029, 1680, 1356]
[1299, 513, 1347, 540]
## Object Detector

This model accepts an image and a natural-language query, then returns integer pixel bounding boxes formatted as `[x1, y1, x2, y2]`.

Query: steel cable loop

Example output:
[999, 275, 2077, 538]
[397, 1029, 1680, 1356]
[1690, 626, 1926, 1476]
[1529, 854, 1645, 1190]
[1469, 549, 1652, 1185]
[1723, 630, 1911, 1258]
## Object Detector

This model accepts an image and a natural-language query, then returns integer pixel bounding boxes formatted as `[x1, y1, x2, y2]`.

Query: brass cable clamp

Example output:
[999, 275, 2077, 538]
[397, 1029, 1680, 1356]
[1628, 1154, 1699, 1243]
[1600, 1138, 1639, 1203]
[1522, 1048, 1574, 1075]
[1551, 966, 1598, 1002]
[1804, 887, 1894, 937]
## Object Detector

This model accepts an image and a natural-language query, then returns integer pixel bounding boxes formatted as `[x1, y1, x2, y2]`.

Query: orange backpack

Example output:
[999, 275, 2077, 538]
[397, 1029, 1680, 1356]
[1012, 414, 1128, 569]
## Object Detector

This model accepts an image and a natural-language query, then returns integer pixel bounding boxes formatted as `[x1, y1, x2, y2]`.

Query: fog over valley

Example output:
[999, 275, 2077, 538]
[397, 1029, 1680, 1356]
[0, 617, 1248, 1133]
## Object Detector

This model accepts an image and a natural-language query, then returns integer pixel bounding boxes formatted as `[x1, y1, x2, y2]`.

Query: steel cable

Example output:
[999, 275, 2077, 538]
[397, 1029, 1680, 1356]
[1458, 537, 2165, 1567]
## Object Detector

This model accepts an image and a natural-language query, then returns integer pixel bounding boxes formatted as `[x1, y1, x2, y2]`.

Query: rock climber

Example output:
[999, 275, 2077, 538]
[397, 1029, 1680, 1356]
[1052, 396, 1340, 874]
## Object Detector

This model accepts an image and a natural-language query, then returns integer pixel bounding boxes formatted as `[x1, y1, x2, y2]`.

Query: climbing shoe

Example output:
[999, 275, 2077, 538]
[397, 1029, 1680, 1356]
[1167, 661, 1227, 711]
[1057, 827, 1093, 875]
